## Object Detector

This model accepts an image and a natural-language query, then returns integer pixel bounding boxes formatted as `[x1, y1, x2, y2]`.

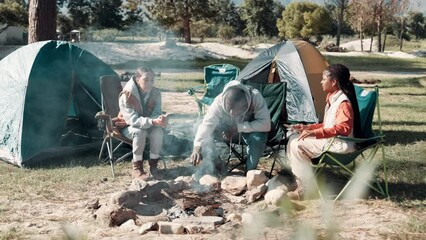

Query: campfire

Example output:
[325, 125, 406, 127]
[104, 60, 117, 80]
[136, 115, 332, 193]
[91, 169, 297, 235]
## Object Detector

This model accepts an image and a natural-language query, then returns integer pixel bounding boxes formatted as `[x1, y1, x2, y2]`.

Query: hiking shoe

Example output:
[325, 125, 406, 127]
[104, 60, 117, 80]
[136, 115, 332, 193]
[132, 161, 149, 180]
[287, 178, 304, 201]
[148, 158, 164, 179]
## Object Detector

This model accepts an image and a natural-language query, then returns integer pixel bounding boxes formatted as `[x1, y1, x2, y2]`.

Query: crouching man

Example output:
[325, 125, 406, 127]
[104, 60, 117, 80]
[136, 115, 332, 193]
[118, 66, 167, 180]
[190, 81, 271, 175]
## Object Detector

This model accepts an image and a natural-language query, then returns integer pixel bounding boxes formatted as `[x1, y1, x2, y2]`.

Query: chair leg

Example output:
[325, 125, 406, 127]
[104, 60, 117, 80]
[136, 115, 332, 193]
[106, 137, 116, 178]
[196, 101, 203, 119]
[116, 151, 132, 163]
[324, 150, 387, 200]
[98, 137, 108, 160]
[106, 141, 115, 178]
[161, 159, 167, 170]
[226, 143, 246, 173]
[380, 144, 389, 197]
[269, 157, 276, 178]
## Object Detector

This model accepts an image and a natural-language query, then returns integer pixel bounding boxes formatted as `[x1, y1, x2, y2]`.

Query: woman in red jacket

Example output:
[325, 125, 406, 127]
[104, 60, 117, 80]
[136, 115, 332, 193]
[286, 64, 362, 200]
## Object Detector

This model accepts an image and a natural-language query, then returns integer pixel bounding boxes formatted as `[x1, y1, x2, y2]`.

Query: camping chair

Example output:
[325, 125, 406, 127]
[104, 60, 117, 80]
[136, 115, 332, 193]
[313, 85, 388, 201]
[95, 75, 132, 177]
[226, 81, 287, 178]
[188, 64, 240, 118]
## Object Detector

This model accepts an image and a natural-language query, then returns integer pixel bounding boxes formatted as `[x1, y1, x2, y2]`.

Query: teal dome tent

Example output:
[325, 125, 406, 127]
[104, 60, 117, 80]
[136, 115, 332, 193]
[0, 40, 118, 167]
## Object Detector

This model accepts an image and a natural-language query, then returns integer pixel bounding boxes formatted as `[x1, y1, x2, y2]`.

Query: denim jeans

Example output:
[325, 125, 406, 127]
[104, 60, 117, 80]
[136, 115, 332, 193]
[240, 132, 268, 170]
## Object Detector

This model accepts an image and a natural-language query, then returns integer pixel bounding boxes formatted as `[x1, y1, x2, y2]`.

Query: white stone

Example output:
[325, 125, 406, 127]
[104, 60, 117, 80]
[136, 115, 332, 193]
[109, 190, 141, 209]
[138, 222, 157, 235]
[226, 213, 242, 222]
[246, 184, 268, 203]
[246, 170, 268, 190]
[221, 175, 247, 195]
[158, 221, 185, 234]
[199, 174, 220, 188]
[119, 219, 136, 230]
[129, 178, 148, 192]
[264, 189, 287, 206]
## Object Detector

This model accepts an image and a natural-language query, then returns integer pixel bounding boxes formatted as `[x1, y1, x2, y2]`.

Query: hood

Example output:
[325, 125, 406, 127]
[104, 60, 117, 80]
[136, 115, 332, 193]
[221, 80, 252, 118]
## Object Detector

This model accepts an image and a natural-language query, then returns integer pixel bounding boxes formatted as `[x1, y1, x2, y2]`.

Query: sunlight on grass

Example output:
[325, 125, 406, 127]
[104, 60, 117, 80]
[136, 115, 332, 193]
[325, 55, 426, 72]
[0, 162, 131, 202]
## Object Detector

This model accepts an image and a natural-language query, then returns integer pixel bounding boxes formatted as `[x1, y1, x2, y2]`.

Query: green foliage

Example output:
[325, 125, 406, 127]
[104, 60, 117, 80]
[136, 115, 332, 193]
[121, 0, 144, 29]
[67, 0, 143, 31]
[218, 24, 236, 41]
[144, 0, 212, 43]
[406, 11, 425, 40]
[0, 0, 28, 27]
[191, 20, 215, 42]
[240, 0, 280, 37]
[277, 2, 332, 41]
[67, 0, 92, 29]
[324, 1, 354, 37]
[91, 0, 124, 30]
[57, 13, 73, 34]
[210, 0, 244, 35]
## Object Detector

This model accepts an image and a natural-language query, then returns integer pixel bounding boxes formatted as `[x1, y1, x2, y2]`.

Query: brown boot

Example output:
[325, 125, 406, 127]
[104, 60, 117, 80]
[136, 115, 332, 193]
[132, 161, 148, 180]
[287, 178, 304, 201]
[148, 159, 164, 179]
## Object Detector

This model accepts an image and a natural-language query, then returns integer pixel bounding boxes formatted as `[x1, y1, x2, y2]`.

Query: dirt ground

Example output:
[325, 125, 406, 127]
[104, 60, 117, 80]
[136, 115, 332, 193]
[0, 91, 424, 240]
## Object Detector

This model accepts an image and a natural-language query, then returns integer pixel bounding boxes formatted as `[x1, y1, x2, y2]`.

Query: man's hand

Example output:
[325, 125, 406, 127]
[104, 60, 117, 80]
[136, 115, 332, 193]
[190, 146, 203, 166]
[222, 125, 238, 141]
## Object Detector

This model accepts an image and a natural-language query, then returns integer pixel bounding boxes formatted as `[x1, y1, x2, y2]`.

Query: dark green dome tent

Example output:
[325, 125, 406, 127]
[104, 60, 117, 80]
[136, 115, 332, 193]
[0, 40, 118, 167]
[237, 40, 329, 123]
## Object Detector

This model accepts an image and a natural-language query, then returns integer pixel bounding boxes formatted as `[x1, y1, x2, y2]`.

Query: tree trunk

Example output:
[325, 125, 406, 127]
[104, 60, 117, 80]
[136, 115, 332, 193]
[369, 34, 373, 52]
[28, 0, 57, 43]
[376, 20, 382, 52]
[380, 28, 387, 52]
[336, 1, 345, 47]
[182, 0, 191, 44]
[360, 24, 364, 52]
[399, 17, 404, 51]
[382, 31, 387, 52]
[183, 17, 191, 44]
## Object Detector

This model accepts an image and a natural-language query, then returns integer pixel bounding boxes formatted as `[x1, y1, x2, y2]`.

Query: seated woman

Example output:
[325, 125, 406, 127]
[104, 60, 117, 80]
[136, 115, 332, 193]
[286, 64, 362, 200]
[118, 66, 168, 180]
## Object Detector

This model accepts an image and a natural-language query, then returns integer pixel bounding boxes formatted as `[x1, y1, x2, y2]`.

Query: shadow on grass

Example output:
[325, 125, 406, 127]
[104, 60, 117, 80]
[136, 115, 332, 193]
[381, 130, 426, 145]
[379, 77, 426, 88]
[22, 146, 105, 170]
[380, 121, 426, 127]
[318, 169, 426, 201]
[386, 182, 426, 201]
[388, 92, 426, 96]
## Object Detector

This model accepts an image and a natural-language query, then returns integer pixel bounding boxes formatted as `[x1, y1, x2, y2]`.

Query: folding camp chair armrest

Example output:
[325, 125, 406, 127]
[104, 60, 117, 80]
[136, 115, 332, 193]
[95, 111, 114, 133]
[187, 85, 205, 95]
[95, 111, 111, 121]
[336, 134, 385, 143]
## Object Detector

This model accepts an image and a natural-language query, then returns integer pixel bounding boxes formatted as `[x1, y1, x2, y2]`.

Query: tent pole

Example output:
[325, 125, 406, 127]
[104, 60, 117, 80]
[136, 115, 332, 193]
[267, 61, 276, 83]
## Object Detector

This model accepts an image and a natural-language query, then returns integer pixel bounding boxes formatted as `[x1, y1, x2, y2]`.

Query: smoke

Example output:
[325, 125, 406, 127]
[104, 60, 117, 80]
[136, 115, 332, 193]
[342, 159, 378, 200]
